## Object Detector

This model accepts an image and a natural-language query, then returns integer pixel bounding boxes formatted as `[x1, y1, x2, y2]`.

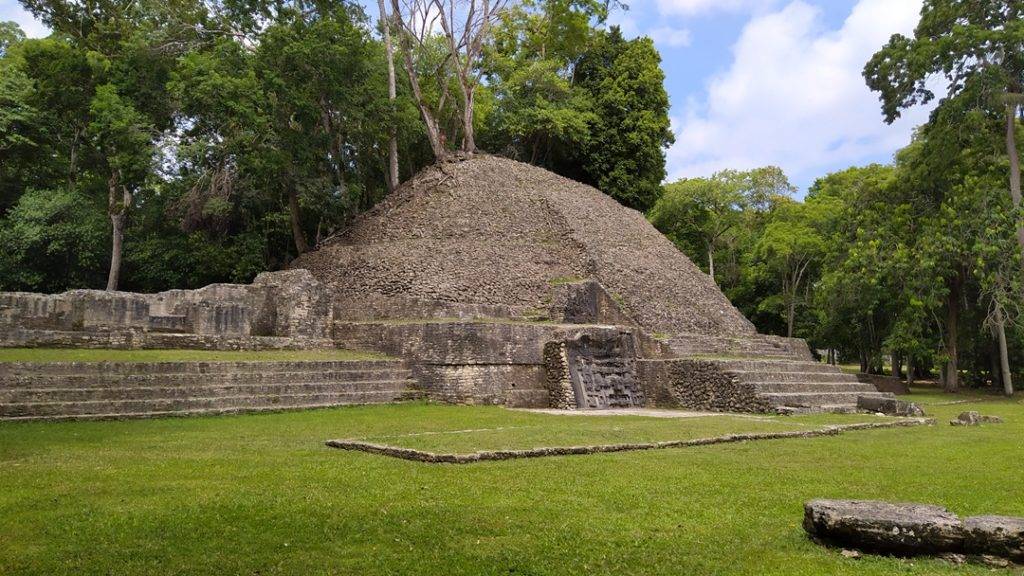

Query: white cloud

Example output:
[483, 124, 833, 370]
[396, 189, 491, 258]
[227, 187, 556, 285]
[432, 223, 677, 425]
[648, 26, 693, 48]
[654, 0, 777, 17]
[0, 0, 49, 38]
[607, 11, 691, 49]
[667, 0, 932, 187]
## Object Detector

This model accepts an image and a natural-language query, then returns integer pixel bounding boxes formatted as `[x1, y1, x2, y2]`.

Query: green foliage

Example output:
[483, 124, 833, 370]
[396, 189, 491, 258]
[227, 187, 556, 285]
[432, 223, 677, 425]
[576, 31, 674, 211]
[864, 0, 1024, 124]
[0, 188, 108, 292]
[0, 20, 26, 56]
[484, 14, 674, 212]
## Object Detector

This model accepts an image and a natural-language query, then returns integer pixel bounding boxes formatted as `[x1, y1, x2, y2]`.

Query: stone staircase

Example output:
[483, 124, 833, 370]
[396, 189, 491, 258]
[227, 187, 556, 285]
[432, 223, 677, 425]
[0, 359, 415, 421]
[712, 358, 893, 412]
[663, 333, 894, 412]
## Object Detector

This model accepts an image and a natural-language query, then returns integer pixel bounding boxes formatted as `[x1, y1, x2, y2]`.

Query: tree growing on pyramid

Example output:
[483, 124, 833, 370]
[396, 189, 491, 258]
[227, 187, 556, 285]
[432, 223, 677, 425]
[386, 0, 510, 160]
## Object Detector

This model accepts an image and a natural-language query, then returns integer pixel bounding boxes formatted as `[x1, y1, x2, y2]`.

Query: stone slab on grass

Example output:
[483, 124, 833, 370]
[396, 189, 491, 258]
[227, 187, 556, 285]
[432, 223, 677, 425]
[804, 499, 1024, 562]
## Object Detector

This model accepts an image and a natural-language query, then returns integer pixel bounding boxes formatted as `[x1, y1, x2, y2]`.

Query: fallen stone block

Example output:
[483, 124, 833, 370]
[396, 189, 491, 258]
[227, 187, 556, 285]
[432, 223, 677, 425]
[805, 500, 1024, 564]
[950, 411, 1004, 426]
[804, 499, 966, 555]
[965, 516, 1024, 561]
[856, 396, 925, 417]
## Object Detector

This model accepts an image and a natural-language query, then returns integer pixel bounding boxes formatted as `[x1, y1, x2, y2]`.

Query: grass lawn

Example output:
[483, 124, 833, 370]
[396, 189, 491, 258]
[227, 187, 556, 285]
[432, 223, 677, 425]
[0, 348, 388, 363]
[1, 391, 1022, 575]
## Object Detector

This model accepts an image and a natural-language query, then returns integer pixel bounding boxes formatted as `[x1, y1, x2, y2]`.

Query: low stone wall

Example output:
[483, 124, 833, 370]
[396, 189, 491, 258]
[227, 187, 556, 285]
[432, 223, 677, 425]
[0, 270, 331, 350]
[637, 359, 770, 412]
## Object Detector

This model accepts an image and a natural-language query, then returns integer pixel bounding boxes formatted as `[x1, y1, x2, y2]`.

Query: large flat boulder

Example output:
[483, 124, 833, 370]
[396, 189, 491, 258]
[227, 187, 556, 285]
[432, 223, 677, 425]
[803, 500, 966, 555]
[965, 516, 1024, 561]
[804, 500, 1024, 563]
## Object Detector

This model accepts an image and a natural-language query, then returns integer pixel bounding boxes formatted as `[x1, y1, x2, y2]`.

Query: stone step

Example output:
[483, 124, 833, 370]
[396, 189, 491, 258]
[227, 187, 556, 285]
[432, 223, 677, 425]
[0, 390, 407, 418]
[1, 369, 412, 389]
[757, 391, 892, 407]
[710, 359, 839, 373]
[0, 359, 401, 377]
[748, 382, 880, 394]
[0, 400, 403, 422]
[675, 347, 809, 361]
[729, 370, 859, 383]
[0, 379, 411, 403]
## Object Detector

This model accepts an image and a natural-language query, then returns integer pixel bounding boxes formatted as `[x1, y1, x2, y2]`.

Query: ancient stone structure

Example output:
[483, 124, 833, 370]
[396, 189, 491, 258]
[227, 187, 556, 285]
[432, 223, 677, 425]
[0, 270, 333, 350]
[0, 359, 413, 420]
[804, 499, 1024, 563]
[1, 156, 896, 419]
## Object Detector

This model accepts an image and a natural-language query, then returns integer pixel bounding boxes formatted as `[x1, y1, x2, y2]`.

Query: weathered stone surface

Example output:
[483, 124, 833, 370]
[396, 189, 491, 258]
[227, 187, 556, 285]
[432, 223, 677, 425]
[803, 500, 967, 555]
[636, 358, 769, 413]
[805, 500, 1024, 563]
[950, 411, 1004, 426]
[543, 341, 575, 409]
[1, 359, 414, 421]
[563, 331, 643, 409]
[856, 396, 925, 417]
[964, 516, 1024, 561]
[0, 270, 330, 350]
[294, 155, 757, 339]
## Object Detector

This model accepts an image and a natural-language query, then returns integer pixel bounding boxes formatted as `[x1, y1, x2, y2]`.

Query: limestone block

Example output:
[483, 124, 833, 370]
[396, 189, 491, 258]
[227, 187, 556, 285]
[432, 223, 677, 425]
[856, 396, 925, 417]
[803, 499, 967, 555]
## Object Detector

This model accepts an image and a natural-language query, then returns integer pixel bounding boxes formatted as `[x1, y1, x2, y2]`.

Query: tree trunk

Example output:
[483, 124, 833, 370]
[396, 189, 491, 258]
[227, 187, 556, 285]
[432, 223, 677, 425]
[944, 276, 960, 392]
[906, 356, 915, 388]
[106, 171, 131, 292]
[378, 0, 400, 191]
[707, 243, 715, 284]
[391, 0, 446, 161]
[786, 297, 795, 338]
[1007, 102, 1024, 257]
[461, 85, 475, 153]
[995, 306, 1014, 396]
[892, 351, 903, 380]
[288, 185, 309, 255]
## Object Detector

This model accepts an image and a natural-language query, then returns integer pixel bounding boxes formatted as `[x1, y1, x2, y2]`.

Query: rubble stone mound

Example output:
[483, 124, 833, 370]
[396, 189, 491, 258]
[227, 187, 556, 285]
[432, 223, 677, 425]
[293, 155, 755, 338]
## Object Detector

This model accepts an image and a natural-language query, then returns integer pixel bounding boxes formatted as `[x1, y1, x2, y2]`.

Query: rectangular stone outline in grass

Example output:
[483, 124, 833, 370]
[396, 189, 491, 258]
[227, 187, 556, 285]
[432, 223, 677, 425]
[325, 418, 936, 464]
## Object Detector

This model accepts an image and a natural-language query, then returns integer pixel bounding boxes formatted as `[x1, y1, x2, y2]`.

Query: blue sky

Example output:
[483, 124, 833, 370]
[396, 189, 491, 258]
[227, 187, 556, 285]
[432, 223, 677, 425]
[0, 0, 933, 193]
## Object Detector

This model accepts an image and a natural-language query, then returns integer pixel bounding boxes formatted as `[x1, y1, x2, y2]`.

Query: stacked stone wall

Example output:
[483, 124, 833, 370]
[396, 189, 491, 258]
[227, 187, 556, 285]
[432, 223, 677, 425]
[637, 359, 770, 412]
[0, 270, 332, 350]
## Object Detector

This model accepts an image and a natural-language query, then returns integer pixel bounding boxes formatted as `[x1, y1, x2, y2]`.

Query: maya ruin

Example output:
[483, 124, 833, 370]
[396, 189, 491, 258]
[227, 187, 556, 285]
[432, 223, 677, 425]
[2, 0, 1023, 574]
[0, 156, 894, 420]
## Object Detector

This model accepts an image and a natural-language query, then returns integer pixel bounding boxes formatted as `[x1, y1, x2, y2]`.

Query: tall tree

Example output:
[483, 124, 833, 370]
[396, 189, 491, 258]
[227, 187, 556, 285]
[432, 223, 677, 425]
[377, 0, 400, 190]
[864, 0, 1024, 259]
[574, 28, 673, 212]
[87, 84, 154, 290]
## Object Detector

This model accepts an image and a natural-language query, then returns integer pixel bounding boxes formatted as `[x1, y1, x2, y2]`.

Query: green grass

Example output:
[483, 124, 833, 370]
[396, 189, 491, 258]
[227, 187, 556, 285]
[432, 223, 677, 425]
[0, 348, 389, 363]
[547, 276, 587, 286]
[1, 393, 1022, 575]
[360, 412, 898, 453]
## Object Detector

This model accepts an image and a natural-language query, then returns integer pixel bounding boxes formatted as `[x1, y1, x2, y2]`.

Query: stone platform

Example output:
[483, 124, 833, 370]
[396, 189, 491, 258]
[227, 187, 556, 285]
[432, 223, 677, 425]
[0, 359, 414, 421]
[0, 270, 894, 419]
